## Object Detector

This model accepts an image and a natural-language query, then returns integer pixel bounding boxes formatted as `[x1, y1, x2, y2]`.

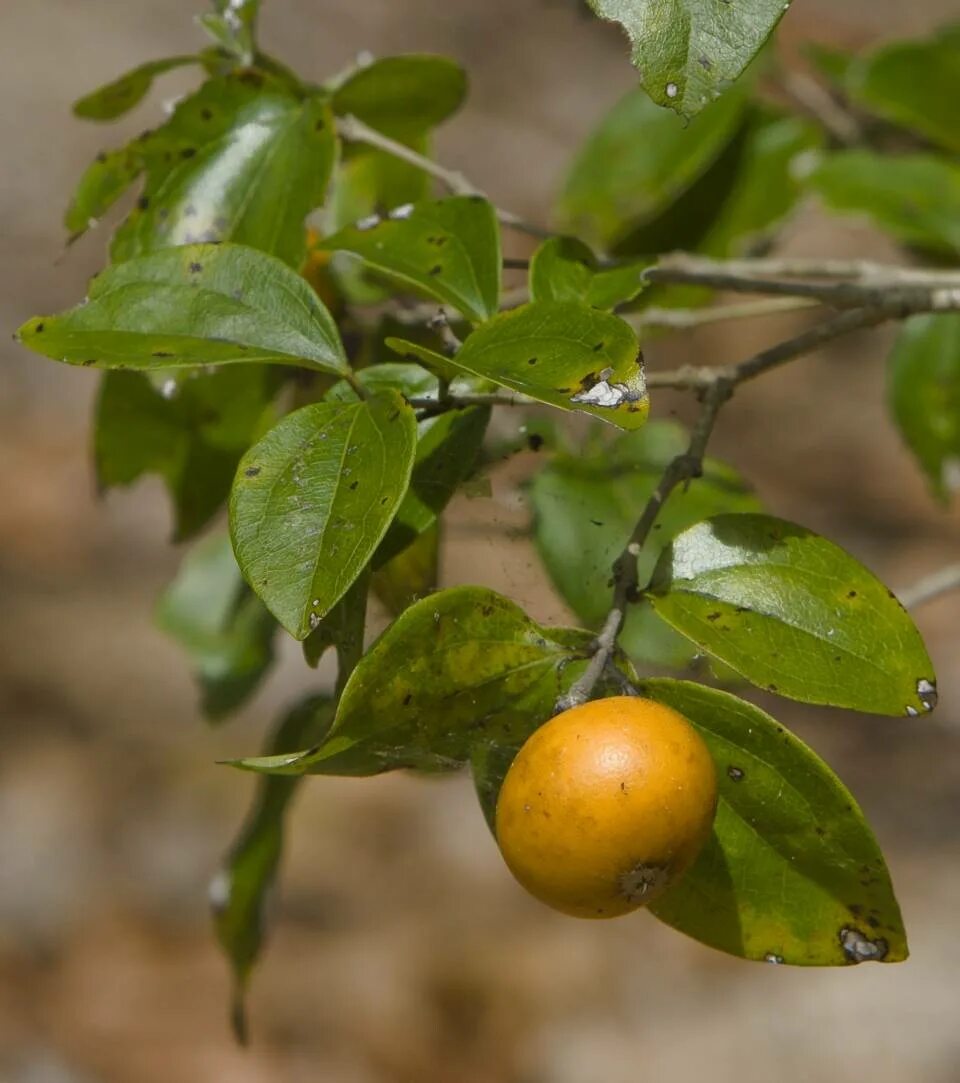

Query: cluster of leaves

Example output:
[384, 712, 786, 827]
[16, 0, 955, 1035]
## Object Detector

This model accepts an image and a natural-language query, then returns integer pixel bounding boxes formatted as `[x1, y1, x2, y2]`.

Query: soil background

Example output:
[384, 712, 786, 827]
[2, 2, 960, 1081]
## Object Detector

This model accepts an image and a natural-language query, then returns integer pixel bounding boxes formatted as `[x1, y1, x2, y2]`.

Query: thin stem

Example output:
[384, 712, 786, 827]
[337, 114, 550, 239]
[779, 70, 862, 147]
[557, 379, 732, 711]
[898, 563, 960, 609]
[633, 296, 821, 331]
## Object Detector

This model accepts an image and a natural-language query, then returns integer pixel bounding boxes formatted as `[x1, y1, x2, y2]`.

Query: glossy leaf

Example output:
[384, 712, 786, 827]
[810, 151, 960, 259]
[529, 237, 649, 310]
[371, 521, 441, 616]
[530, 421, 761, 670]
[229, 392, 417, 639]
[648, 514, 937, 716]
[641, 679, 906, 966]
[73, 56, 200, 120]
[156, 533, 276, 720]
[110, 75, 336, 267]
[211, 694, 333, 1042]
[447, 302, 648, 428]
[95, 366, 279, 540]
[318, 196, 501, 323]
[332, 55, 467, 138]
[558, 81, 748, 250]
[888, 314, 960, 502]
[18, 243, 349, 374]
[377, 404, 490, 565]
[846, 30, 960, 153]
[232, 587, 594, 776]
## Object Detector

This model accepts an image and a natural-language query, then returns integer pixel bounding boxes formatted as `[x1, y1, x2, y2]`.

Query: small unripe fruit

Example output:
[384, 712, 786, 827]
[495, 696, 717, 918]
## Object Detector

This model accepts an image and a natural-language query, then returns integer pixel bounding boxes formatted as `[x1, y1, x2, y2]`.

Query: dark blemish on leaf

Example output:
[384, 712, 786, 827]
[867, 916, 881, 929]
[158, 207, 169, 220]
[590, 519, 604, 527]
[427, 235, 448, 246]
[314, 118, 325, 131]
[152, 350, 173, 358]
[481, 605, 495, 616]
[82, 359, 97, 366]
[768, 684, 779, 692]
[727, 766, 744, 782]
[527, 357, 538, 366]
[554, 387, 573, 395]
[349, 480, 358, 490]
[848, 903, 864, 917]
[593, 342, 604, 352]
[847, 590, 857, 599]
[706, 612, 722, 622]
[815, 826, 825, 837]
[527, 433, 544, 452]
[468, 194, 485, 203]
[181, 147, 197, 159]
[237, 70, 265, 87]
[380, 496, 389, 505]
[402, 693, 413, 706]
[137, 195, 149, 211]
[429, 265, 442, 276]
[189, 262, 203, 274]
[34, 323, 44, 333]
[200, 107, 213, 121]
[244, 466, 261, 477]
[95, 151, 107, 164]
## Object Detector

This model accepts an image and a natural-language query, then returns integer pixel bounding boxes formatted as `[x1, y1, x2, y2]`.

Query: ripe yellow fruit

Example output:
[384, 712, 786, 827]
[495, 696, 717, 918]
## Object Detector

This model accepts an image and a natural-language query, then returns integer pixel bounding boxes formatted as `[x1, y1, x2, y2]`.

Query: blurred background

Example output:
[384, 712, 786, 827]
[3, 1, 960, 1080]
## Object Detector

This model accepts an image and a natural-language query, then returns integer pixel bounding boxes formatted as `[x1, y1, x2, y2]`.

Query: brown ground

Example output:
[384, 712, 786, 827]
[3, 2, 960, 1081]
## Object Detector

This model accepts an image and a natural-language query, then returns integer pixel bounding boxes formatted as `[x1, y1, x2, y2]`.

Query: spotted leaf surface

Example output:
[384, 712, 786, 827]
[528, 237, 649, 310]
[73, 56, 200, 120]
[18, 243, 348, 375]
[648, 514, 936, 716]
[530, 421, 761, 670]
[318, 196, 501, 323]
[229, 392, 417, 639]
[110, 73, 335, 267]
[231, 587, 594, 776]
[641, 680, 906, 965]
[447, 302, 648, 428]
[586, 0, 790, 116]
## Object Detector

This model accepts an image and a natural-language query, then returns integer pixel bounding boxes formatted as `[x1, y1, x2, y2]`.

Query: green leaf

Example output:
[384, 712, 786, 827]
[229, 391, 418, 639]
[371, 521, 441, 615]
[846, 29, 960, 153]
[211, 694, 333, 1042]
[447, 302, 648, 429]
[318, 196, 501, 323]
[530, 421, 761, 670]
[156, 533, 276, 720]
[326, 361, 440, 403]
[376, 404, 490, 565]
[65, 147, 144, 237]
[698, 112, 823, 256]
[558, 81, 748, 250]
[809, 151, 960, 259]
[73, 56, 200, 120]
[888, 314, 960, 502]
[641, 679, 906, 966]
[95, 366, 279, 540]
[18, 243, 349, 374]
[648, 514, 937, 716]
[585, 0, 790, 115]
[331, 55, 467, 138]
[529, 237, 649, 310]
[110, 75, 336, 267]
[232, 587, 594, 776]
[302, 564, 371, 669]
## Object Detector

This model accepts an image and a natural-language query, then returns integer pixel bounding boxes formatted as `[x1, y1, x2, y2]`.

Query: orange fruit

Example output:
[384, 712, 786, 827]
[495, 696, 717, 918]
